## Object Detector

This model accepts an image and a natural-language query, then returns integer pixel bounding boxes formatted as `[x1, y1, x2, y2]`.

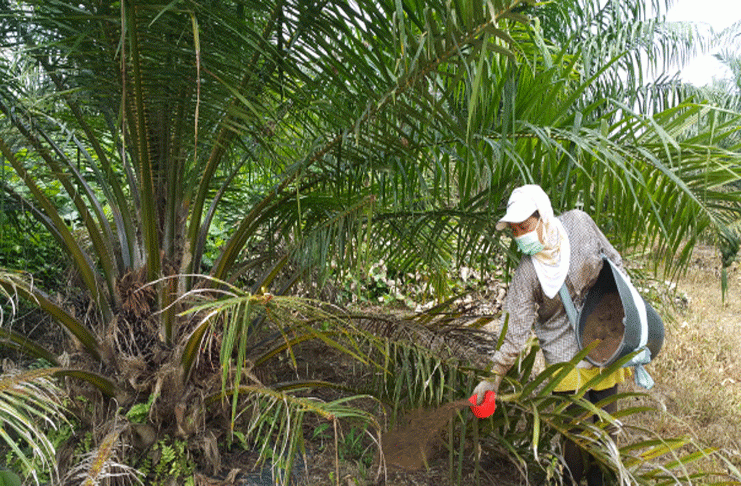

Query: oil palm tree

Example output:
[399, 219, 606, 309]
[0, 0, 536, 482]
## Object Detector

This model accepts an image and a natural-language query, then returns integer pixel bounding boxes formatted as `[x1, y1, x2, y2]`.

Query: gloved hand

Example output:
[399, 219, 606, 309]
[471, 376, 501, 405]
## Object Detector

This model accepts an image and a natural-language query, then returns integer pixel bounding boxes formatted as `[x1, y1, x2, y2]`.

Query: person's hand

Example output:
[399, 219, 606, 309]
[471, 377, 500, 405]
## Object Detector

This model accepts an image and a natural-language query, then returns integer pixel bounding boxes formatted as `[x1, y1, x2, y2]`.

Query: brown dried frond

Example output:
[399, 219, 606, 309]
[116, 267, 156, 321]
[117, 354, 150, 393]
[146, 363, 187, 427]
[354, 313, 496, 361]
[64, 423, 142, 486]
[106, 311, 160, 363]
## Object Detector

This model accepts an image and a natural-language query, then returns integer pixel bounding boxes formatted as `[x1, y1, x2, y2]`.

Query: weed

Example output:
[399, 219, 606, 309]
[0, 470, 21, 486]
[73, 431, 94, 457]
[310, 422, 333, 451]
[137, 435, 195, 486]
[339, 424, 374, 475]
[125, 394, 157, 424]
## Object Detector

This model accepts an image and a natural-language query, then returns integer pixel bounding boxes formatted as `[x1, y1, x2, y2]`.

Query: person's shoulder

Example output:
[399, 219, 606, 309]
[558, 209, 599, 236]
[558, 208, 593, 224]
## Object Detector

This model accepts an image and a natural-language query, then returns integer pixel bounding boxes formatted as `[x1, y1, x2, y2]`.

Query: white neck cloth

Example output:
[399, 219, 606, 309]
[532, 217, 570, 299]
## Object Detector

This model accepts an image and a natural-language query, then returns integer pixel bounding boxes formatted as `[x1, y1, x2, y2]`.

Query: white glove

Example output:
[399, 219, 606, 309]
[471, 375, 502, 405]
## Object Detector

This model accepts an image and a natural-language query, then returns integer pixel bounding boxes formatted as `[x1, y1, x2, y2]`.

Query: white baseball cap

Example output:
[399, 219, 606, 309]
[495, 185, 551, 230]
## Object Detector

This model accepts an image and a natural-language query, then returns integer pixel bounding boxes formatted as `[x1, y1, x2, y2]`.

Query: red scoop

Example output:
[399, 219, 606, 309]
[468, 390, 497, 418]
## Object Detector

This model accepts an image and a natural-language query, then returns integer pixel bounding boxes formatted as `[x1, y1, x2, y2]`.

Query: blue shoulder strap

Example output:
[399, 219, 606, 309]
[558, 282, 578, 332]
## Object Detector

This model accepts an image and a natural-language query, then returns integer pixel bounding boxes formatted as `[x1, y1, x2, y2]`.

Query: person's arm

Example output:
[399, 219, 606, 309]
[472, 262, 539, 402]
[492, 266, 539, 375]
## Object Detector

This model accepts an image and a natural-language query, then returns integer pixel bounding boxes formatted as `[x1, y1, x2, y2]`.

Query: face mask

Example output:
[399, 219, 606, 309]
[515, 229, 544, 255]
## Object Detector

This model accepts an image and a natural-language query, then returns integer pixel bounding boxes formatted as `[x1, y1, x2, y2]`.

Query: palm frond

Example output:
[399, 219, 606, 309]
[350, 308, 739, 484]
[475, 345, 740, 484]
[0, 272, 101, 361]
[0, 367, 69, 486]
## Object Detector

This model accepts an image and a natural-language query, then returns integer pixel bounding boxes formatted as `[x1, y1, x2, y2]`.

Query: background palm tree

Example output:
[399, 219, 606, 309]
[0, 0, 740, 483]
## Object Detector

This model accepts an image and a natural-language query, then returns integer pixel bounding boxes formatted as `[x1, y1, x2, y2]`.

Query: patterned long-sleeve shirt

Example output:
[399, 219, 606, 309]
[490, 209, 624, 378]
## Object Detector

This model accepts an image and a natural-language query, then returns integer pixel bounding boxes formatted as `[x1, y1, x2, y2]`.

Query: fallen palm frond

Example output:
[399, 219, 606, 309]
[178, 283, 384, 485]
[63, 424, 143, 486]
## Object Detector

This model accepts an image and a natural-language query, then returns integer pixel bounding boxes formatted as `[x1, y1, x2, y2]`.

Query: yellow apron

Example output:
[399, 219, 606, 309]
[553, 366, 631, 392]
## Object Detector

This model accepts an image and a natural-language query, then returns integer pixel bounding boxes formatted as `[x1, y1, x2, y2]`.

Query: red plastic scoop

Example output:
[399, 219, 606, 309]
[468, 390, 497, 418]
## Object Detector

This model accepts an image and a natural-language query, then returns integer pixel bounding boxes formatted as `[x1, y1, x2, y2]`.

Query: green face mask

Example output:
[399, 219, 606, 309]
[515, 230, 544, 255]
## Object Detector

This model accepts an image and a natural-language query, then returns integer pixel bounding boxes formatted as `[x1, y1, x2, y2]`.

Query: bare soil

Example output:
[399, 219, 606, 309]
[380, 399, 471, 471]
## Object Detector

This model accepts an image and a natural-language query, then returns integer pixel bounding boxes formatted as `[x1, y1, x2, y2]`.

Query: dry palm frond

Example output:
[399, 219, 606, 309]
[116, 267, 156, 321]
[64, 424, 143, 486]
[352, 309, 498, 363]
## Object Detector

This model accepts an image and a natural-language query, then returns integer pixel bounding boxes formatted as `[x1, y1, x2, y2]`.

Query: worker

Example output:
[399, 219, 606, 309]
[472, 184, 630, 485]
